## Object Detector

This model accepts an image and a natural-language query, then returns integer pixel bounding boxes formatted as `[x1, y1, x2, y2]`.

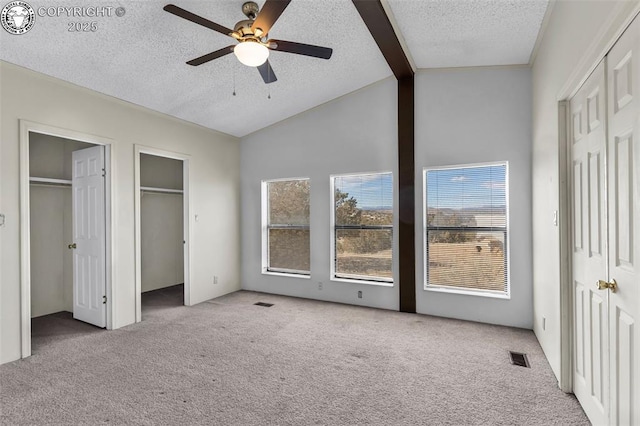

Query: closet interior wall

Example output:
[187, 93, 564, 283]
[29, 133, 92, 317]
[140, 154, 184, 293]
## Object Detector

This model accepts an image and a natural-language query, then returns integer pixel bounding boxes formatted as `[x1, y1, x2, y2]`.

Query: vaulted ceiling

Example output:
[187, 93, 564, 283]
[0, 0, 548, 137]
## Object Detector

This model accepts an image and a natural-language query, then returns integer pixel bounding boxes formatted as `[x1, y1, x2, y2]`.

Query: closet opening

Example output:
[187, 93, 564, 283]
[135, 148, 190, 321]
[23, 128, 113, 357]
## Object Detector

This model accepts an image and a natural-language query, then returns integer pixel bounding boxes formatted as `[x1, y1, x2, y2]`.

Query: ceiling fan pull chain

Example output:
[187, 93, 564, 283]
[232, 60, 237, 96]
[267, 65, 271, 99]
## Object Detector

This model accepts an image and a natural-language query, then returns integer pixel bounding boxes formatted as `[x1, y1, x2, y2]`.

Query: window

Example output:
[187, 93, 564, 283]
[263, 179, 310, 276]
[331, 172, 393, 284]
[424, 163, 508, 296]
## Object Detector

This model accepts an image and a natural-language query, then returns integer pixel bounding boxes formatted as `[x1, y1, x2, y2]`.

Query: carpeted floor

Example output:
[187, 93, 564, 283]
[1, 288, 588, 425]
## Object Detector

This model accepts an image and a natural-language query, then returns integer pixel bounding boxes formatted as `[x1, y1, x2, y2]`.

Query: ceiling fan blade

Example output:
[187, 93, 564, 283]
[164, 4, 234, 37]
[268, 39, 332, 59]
[186, 46, 235, 66]
[257, 60, 277, 84]
[252, 0, 291, 36]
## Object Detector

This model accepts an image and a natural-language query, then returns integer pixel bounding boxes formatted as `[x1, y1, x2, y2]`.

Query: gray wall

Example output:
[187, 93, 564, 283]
[241, 67, 533, 329]
[415, 67, 533, 329]
[241, 78, 400, 310]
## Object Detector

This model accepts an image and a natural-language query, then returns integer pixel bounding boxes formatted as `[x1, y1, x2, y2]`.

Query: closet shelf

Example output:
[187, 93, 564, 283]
[140, 186, 183, 195]
[29, 177, 72, 186]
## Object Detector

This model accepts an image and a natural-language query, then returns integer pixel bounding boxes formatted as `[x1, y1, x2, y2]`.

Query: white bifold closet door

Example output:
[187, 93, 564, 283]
[71, 145, 107, 328]
[570, 14, 639, 426]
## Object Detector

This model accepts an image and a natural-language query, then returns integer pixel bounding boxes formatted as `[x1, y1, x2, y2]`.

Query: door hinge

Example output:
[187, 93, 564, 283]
[102, 168, 106, 177]
[103, 295, 107, 304]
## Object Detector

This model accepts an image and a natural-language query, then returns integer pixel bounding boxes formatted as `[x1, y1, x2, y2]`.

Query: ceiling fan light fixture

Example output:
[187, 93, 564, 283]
[234, 40, 269, 67]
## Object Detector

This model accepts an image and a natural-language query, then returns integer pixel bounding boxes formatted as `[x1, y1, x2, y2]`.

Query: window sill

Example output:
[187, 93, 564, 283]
[331, 276, 394, 287]
[424, 285, 510, 299]
[262, 271, 311, 279]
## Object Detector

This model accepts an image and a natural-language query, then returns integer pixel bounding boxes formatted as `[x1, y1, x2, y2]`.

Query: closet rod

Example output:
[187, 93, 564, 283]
[30, 183, 72, 189]
[29, 177, 72, 186]
[140, 186, 183, 195]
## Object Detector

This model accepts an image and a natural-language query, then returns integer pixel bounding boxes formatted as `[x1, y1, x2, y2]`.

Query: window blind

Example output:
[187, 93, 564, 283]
[266, 179, 310, 275]
[333, 173, 393, 282]
[425, 164, 508, 294]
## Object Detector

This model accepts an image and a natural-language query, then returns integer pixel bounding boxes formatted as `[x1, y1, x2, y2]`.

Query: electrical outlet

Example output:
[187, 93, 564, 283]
[318, 282, 323, 290]
[213, 276, 218, 285]
[542, 317, 546, 331]
[357, 290, 362, 299]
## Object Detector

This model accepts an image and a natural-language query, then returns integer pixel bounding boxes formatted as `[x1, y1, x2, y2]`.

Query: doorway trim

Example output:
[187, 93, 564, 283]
[557, 3, 640, 393]
[19, 120, 115, 358]
[134, 145, 191, 322]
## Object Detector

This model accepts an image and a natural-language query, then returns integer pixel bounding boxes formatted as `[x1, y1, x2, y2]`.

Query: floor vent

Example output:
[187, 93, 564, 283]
[254, 302, 274, 307]
[509, 351, 530, 368]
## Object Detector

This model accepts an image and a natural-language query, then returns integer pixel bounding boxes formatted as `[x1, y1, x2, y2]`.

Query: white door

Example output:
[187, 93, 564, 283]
[570, 59, 608, 426]
[571, 15, 639, 425]
[606, 14, 639, 426]
[71, 145, 107, 328]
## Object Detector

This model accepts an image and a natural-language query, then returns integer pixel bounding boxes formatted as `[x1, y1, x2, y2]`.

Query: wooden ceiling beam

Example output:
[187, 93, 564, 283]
[352, 0, 413, 80]
[353, 0, 416, 314]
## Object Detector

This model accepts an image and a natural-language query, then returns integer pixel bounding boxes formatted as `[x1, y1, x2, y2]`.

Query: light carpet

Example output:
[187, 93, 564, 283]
[1, 287, 588, 425]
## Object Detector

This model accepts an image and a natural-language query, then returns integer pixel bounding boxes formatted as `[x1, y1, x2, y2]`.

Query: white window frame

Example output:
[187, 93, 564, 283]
[423, 161, 510, 299]
[261, 177, 311, 278]
[330, 171, 394, 286]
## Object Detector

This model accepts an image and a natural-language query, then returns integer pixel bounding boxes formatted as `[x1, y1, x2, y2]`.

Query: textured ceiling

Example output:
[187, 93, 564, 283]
[1, 0, 548, 137]
[387, 0, 549, 68]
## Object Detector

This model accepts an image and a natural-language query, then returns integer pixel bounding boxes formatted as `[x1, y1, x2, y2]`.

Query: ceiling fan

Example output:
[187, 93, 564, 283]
[163, 0, 333, 84]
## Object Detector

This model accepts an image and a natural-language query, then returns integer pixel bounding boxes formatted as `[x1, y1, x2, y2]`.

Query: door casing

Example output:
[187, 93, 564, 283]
[19, 120, 115, 358]
[558, 4, 640, 393]
[133, 145, 191, 322]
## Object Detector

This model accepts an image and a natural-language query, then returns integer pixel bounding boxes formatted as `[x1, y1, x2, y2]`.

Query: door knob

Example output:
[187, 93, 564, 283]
[596, 278, 617, 293]
[68, 243, 76, 249]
